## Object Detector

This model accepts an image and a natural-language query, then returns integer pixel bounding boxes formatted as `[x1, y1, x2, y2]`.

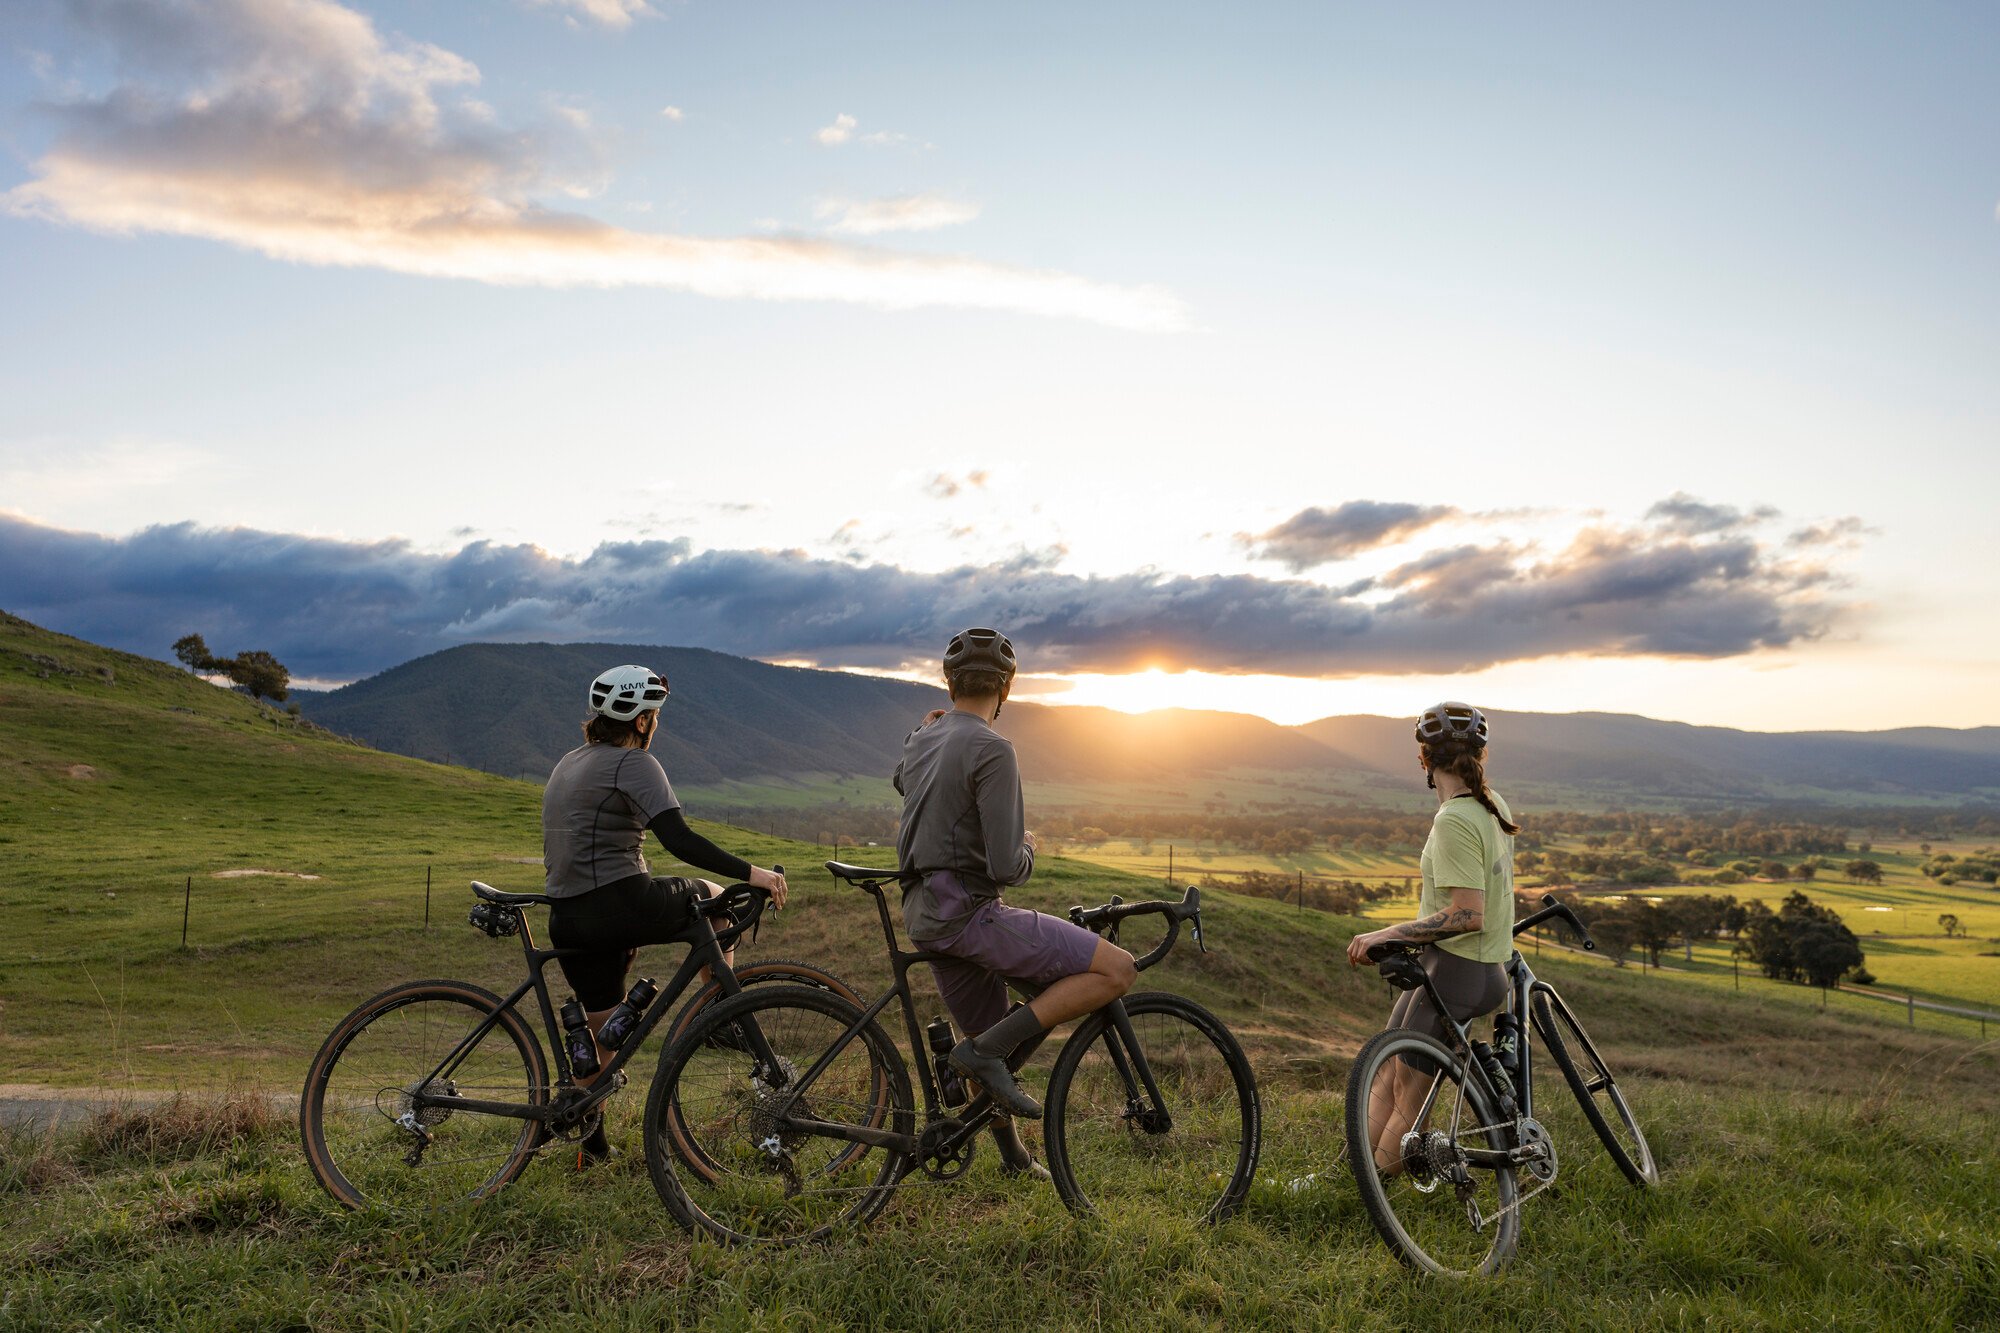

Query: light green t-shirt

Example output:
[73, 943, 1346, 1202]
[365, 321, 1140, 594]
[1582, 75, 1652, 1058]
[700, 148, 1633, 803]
[1419, 793, 1516, 964]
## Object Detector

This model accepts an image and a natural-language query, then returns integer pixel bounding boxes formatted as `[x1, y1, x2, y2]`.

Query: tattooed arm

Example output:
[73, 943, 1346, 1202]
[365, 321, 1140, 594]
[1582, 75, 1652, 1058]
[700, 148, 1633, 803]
[1346, 887, 1485, 967]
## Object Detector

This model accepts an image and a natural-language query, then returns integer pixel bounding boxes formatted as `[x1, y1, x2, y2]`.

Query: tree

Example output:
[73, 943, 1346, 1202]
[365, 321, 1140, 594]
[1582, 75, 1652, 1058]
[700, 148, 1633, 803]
[1793, 861, 1817, 882]
[172, 633, 214, 673]
[1938, 913, 1965, 939]
[1844, 860, 1884, 885]
[1794, 920, 1863, 988]
[227, 650, 291, 703]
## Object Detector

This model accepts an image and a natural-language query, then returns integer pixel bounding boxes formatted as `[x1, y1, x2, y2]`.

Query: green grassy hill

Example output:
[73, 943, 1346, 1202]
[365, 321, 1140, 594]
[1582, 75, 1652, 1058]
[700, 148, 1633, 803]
[5, 611, 1999, 1328]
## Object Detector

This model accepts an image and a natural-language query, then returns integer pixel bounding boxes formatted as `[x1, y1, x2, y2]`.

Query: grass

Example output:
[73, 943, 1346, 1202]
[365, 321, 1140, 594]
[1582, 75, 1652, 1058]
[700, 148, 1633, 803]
[6, 611, 2000, 1326]
[5, 1047, 1997, 1329]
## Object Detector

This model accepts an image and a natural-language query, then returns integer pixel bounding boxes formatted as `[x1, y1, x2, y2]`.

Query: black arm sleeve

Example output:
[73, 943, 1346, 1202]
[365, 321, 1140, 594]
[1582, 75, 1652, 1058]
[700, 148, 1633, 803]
[647, 808, 753, 883]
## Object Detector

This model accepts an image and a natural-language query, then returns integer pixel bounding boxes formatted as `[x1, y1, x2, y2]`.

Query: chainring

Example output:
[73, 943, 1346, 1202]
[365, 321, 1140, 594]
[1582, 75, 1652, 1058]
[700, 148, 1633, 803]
[1516, 1116, 1558, 1185]
[918, 1118, 978, 1179]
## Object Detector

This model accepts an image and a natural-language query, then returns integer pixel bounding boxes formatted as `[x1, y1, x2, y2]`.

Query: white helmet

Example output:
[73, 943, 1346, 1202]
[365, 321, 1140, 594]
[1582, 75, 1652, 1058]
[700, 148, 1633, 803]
[589, 664, 668, 720]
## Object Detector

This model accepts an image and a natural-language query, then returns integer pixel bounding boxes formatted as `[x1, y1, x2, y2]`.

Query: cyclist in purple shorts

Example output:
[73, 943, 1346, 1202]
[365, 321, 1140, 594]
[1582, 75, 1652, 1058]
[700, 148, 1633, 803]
[893, 628, 1137, 1177]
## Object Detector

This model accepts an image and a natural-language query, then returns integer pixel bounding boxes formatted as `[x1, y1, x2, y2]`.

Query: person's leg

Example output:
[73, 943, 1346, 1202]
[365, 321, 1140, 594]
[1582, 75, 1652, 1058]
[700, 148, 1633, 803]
[1025, 937, 1137, 1028]
[1373, 954, 1507, 1171]
[945, 904, 1131, 1118]
[1371, 988, 1438, 1172]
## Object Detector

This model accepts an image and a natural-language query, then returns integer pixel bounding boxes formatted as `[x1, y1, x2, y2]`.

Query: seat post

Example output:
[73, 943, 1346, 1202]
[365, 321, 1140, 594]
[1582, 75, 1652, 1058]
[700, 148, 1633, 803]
[869, 881, 904, 958]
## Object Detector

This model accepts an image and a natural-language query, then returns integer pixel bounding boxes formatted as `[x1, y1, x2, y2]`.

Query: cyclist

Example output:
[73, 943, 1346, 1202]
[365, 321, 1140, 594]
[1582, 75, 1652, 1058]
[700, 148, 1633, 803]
[893, 628, 1136, 1178]
[1344, 701, 1519, 1173]
[542, 663, 789, 1165]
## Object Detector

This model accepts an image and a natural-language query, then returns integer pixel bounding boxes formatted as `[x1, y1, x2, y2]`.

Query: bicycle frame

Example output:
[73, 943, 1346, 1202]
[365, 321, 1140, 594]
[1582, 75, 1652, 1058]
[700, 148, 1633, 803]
[765, 874, 1172, 1164]
[1383, 895, 1590, 1171]
[406, 899, 769, 1131]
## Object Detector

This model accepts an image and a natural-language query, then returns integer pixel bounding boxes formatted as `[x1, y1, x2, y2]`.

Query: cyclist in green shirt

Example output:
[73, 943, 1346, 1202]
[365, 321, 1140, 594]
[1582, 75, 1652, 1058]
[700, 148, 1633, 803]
[1345, 701, 1519, 1172]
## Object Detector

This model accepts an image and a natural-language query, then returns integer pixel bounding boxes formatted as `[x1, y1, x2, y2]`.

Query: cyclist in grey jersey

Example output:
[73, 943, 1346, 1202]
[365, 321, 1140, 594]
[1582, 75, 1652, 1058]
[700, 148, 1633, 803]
[894, 628, 1136, 1176]
[542, 664, 789, 1166]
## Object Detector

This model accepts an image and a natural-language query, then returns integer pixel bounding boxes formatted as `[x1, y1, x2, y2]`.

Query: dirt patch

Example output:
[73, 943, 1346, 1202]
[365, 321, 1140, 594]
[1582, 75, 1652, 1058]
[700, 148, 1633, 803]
[211, 869, 323, 880]
[495, 856, 541, 864]
[64, 764, 99, 780]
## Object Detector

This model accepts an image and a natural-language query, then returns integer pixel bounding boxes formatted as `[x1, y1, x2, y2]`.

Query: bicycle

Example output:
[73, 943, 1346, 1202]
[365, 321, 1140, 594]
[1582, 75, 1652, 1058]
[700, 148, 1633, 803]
[643, 862, 1263, 1244]
[1345, 893, 1657, 1275]
[299, 867, 863, 1210]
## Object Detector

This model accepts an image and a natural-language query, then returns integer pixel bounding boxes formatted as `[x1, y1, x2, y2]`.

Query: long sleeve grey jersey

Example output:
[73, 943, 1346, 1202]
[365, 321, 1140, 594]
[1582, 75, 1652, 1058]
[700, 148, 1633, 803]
[892, 710, 1035, 940]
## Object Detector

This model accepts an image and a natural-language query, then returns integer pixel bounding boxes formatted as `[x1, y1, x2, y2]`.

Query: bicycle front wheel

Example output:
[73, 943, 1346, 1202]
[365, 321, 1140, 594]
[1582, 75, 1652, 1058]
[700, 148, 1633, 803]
[645, 984, 913, 1245]
[300, 979, 547, 1210]
[1043, 992, 1261, 1225]
[1345, 1027, 1519, 1275]
[1530, 985, 1656, 1186]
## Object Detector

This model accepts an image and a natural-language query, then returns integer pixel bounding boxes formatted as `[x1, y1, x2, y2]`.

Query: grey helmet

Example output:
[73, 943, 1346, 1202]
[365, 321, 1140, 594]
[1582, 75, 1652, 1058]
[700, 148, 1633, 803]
[1414, 700, 1488, 748]
[943, 627, 1017, 681]
[589, 664, 669, 720]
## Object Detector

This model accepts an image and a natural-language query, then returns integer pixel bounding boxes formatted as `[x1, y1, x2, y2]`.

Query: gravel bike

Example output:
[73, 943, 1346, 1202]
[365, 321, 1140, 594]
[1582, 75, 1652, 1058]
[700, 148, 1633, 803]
[1346, 894, 1656, 1275]
[645, 862, 1263, 1244]
[300, 868, 861, 1210]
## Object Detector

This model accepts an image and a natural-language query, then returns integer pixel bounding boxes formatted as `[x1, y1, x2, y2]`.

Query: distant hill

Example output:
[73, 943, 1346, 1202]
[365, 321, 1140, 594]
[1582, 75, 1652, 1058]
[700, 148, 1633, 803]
[292, 640, 2000, 807]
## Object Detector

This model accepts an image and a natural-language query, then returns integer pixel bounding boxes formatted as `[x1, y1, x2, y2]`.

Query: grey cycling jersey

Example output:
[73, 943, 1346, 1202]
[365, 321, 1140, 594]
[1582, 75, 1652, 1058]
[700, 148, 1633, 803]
[542, 744, 680, 898]
[893, 710, 1035, 940]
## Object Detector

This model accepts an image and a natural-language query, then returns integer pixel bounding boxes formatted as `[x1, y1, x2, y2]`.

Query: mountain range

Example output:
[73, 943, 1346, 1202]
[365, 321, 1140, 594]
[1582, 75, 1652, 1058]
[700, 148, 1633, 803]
[294, 641, 2000, 808]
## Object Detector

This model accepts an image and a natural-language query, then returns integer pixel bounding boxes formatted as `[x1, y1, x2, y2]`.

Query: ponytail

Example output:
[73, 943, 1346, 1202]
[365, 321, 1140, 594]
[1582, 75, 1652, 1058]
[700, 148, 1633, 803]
[1422, 740, 1521, 835]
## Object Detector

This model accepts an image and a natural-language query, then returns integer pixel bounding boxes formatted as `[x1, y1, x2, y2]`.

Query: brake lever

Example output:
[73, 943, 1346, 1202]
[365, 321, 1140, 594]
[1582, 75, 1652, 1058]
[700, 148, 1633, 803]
[1191, 912, 1207, 954]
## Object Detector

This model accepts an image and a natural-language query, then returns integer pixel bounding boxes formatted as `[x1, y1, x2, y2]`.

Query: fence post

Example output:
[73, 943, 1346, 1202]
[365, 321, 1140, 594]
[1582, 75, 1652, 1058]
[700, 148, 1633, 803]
[181, 874, 191, 947]
[1908, 993, 1915, 1027]
[424, 864, 432, 930]
[1167, 845, 1174, 886]
[1297, 869, 1303, 912]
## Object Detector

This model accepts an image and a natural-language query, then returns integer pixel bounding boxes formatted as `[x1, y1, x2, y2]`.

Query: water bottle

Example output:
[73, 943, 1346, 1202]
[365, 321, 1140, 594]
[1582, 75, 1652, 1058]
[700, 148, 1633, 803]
[1470, 1038, 1516, 1116]
[1493, 1011, 1521, 1078]
[927, 1017, 967, 1107]
[596, 977, 658, 1051]
[561, 998, 600, 1079]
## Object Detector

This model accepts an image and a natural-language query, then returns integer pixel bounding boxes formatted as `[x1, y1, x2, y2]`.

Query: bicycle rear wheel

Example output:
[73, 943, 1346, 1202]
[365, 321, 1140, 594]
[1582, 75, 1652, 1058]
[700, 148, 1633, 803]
[660, 960, 869, 1184]
[300, 979, 547, 1210]
[1530, 985, 1656, 1186]
[645, 984, 913, 1245]
[1043, 992, 1261, 1225]
[1345, 1028, 1519, 1275]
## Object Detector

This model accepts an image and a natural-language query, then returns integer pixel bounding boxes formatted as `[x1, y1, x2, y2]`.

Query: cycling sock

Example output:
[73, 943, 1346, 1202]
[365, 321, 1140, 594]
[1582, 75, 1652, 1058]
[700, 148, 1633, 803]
[971, 1003, 1045, 1060]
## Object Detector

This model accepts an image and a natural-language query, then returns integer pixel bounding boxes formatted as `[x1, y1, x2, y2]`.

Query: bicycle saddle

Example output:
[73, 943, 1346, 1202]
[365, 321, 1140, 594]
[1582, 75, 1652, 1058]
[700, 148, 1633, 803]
[470, 880, 557, 907]
[824, 861, 903, 884]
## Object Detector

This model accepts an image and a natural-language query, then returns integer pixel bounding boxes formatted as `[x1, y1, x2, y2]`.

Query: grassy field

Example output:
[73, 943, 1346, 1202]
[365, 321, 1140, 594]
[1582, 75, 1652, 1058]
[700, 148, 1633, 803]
[1072, 834, 2000, 1019]
[6, 613, 2000, 1328]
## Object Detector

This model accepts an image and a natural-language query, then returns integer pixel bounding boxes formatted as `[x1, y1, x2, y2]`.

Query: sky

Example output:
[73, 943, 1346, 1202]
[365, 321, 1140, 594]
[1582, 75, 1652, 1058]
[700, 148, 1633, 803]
[1, 0, 1996, 730]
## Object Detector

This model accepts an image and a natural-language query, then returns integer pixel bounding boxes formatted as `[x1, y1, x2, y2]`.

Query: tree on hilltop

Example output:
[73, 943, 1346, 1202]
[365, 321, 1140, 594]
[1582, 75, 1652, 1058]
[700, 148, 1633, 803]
[172, 633, 217, 673]
[1844, 860, 1884, 885]
[227, 650, 291, 703]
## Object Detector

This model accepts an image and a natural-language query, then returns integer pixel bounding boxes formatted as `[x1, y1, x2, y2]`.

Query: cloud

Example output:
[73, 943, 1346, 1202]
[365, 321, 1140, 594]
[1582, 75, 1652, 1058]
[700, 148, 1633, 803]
[814, 113, 856, 146]
[0, 500, 1855, 682]
[1243, 501, 1458, 570]
[924, 470, 990, 499]
[2, 2, 1186, 331]
[1787, 516, 1870, 548]
[526, 0, 656, 30]
[1645, 492, 1778, 536]
[659, 104, 682, 121]
[815, 193, 978, 236]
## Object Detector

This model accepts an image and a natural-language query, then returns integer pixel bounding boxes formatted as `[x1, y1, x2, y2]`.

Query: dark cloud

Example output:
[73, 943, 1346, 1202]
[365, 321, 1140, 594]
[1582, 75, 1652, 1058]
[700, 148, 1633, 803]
[1645, 492, 1778, 536]
[1244, 501, 1457, 571]
[0, 507, 1853, 682]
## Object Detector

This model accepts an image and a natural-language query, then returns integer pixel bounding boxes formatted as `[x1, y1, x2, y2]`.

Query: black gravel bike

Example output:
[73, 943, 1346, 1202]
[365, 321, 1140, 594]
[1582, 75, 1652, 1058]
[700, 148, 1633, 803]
[645, 862, 1262, 1244]
[1346, 894, 1657, 1275]
[300, 868, 862, 1210]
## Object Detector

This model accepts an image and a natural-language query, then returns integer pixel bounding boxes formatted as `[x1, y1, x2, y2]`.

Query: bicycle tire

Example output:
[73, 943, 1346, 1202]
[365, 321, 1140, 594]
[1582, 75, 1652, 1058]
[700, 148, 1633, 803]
[300, 978, 547, 1210]
[1042, 992, 1262, 1225]
[660, 959, 870, 1184]
[663, 958, 864, 1047]
[1344, 1027, 1519, 1275]
[1530, 985, 1657, 1187]
[644, 984, 913, 1245]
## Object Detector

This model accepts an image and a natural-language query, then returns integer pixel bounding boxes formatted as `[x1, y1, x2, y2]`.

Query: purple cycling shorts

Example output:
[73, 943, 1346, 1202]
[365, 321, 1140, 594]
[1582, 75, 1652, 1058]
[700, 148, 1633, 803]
[912, 872, 1103, 1037]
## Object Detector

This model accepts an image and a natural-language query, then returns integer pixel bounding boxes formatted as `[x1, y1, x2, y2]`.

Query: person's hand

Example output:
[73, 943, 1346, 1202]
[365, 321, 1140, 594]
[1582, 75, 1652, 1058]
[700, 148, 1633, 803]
[750, 865, 788, 909]
[921, 708, 948, 727]
[1347, 929, 1392, 968]
[1024, 830, 1039, 854]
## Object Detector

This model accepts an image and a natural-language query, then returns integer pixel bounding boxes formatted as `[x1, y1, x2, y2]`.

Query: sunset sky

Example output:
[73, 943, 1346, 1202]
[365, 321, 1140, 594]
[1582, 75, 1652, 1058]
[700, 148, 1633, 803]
[2, 1, 1996, 729]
